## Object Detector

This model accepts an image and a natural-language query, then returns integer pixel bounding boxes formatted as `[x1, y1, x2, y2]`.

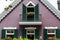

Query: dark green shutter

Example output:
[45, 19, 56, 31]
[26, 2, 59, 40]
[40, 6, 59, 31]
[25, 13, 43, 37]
[35, 4, 39, 21]
[35, 28, 39, 39]
[22, 4, 27, 21]
[43, 29, 48, 40]
[1, 29, 6, 39]
[14, 29, 18, 38]
[56, 29, 60, 38]
[22, 28, 26, 38]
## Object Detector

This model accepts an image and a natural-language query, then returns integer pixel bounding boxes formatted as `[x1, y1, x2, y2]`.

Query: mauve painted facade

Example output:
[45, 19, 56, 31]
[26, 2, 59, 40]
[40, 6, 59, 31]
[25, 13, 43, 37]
[0, 0, 60, 40]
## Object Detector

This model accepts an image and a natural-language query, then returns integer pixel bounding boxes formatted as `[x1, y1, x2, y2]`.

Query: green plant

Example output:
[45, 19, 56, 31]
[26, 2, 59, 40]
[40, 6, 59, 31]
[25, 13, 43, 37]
[13, 38, 18, 40]
[5, 37, 12, 40]
[9, 5, 12, 8]
[4, 7, 9, 11]
[57, 38, 60, 40]
[34, 38, 38, 40]
[23, 38, 28, 40]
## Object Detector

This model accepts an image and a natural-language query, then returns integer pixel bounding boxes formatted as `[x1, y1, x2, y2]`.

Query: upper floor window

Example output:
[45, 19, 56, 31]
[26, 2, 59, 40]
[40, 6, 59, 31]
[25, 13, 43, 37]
[22, 1, 39, 21]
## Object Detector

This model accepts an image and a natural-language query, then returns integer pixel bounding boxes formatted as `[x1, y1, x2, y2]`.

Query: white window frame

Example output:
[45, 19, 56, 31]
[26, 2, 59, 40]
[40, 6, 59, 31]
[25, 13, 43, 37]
[45, 27, 58, 39]
[26, 1, 35, 7]
[47, 29, 56, 35]
[3, 27, 17, 36]
[25, 27, 35, 39]
[6, 29, 14, 35]
[26, 2, 35, 21]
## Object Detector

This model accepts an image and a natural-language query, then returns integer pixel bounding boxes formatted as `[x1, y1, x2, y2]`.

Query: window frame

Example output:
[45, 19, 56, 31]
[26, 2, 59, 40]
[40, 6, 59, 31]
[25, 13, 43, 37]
[47, 29, 56, 34]
[6, 29, 14, 35]
[26, 5, 35, 21]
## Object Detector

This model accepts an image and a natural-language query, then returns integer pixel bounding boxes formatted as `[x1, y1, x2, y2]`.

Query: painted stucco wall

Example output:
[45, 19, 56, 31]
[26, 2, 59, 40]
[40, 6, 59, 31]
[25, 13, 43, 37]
[0, 0, 60, 40]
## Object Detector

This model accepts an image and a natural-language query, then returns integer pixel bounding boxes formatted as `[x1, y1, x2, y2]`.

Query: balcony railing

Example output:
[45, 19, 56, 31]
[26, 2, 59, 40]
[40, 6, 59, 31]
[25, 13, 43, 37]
[19, 14, 42, 22]
[19, 14, 42, 25]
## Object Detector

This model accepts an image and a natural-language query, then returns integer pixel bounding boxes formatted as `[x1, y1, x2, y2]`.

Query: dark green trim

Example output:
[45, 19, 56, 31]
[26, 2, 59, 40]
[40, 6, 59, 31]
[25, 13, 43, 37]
[22, 28, 26, 38]
[22, 4, 27, 21]
[43, 29, 48, 40]
[35, 28, 39, 39]
[56, 29, 60, 38]
[34, 4, 39, 21]
[14, 29, 18, 38]
[1, 29, 6, 39]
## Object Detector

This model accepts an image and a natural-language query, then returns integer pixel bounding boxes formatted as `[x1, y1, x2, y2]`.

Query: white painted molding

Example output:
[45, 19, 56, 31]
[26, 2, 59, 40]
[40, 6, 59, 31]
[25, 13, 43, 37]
[45, 27, 58, 29]
[19, 22, 42, 25]
[3, 27, 17, 29]
[41, 0, 60, 19]
[26, 1, 35, 6]
[25, 27, 36, 29]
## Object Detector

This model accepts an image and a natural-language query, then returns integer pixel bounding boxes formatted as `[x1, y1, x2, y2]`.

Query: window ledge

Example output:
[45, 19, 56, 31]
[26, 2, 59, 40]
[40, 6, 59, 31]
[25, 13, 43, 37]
[19, 21, 42, 25]
[47, 33, 56, 35]
[6, 33, 14, 35]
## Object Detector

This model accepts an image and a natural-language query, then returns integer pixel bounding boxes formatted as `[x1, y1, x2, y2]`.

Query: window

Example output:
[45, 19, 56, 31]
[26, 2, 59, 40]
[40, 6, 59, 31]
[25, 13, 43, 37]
[22, 1, 39, 21]
[27, 7, 34, 21]
[48, 29, 55, 33]
[6, 29, 14, 38]
[26, 29, 35, 40]
[47, 29, 56, 40]
[7, 30, 14, 33]
[27, 29, 34, 33]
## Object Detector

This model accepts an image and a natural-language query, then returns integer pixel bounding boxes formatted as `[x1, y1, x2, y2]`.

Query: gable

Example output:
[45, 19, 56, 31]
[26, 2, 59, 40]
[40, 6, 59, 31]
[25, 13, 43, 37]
[0, 0, 60, 22]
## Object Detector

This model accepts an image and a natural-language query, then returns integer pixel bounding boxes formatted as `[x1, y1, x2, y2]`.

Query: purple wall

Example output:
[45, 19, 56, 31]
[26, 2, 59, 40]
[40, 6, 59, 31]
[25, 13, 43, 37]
[0, 0, 60, 40]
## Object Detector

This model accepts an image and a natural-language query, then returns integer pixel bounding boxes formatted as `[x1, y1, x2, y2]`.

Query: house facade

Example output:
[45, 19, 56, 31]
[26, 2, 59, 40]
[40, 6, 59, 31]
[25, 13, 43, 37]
[0, 0, 60, 40]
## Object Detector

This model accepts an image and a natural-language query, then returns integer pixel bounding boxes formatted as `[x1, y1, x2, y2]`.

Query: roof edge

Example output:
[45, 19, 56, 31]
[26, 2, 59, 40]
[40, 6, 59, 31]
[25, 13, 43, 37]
[0, 0, 22, 22]
[41, 0, 60, 19]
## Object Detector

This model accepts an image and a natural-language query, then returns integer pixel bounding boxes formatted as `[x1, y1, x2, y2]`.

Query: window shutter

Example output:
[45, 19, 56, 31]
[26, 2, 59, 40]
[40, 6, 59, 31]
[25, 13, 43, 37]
[56, 29, 60, 38]
[43, 29, 48, 40]
[35, 28, 39, 39]
[1, 29, 6, 39]
[22, 4, 27, 21]
[22, 28, 26, 38]
[14, 29, 18, 38]
[34, 4, 39, 21]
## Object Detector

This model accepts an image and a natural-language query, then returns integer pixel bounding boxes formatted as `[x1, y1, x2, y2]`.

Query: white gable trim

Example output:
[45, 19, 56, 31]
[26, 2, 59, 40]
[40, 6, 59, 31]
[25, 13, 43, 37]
[45, 27, 58, 29]
[3, 27, 17, 29]
[41, 0, 60, 19]
[0, 0, 21, 21]
[26, 1, 35, 6]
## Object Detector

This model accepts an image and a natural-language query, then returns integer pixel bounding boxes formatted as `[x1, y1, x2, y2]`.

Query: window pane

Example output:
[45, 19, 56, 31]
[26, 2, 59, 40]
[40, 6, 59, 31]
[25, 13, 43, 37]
[7, 30, 14, 33]
[48, 29, 55, 33]
[27, 30, 34, 33]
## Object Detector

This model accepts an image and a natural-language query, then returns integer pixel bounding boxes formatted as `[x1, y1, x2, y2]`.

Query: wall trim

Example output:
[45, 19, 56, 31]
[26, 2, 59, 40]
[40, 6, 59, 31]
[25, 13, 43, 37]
[26, 1, 35, 6]
[3, 27, 17, 29]
[45, 27, 58, 29]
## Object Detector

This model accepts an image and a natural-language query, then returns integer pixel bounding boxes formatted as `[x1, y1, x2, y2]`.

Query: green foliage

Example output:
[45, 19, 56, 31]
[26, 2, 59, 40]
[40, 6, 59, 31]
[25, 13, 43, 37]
[34, 38, 38, 40]
[57, 38, 60, 40]
[4, 5, 12, 11]
[23, 38, 28, 40]
[13, 38, 18, 40]
[5, 37, 12, 40]
[8, 5, 12, 8]
[4, 7, 9, 11]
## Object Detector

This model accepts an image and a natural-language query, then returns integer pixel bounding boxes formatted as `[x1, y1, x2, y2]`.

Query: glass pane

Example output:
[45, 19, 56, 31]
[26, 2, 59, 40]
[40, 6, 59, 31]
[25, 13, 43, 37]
[48, 34, 56, 40]
[27, 8, 34, 21]
[6, 35, 14, 38]
[48, 29, 55, 33]
[27, 35, 34, 40]
[7, 30, 14, 33]
[27, 30, 34, 33]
